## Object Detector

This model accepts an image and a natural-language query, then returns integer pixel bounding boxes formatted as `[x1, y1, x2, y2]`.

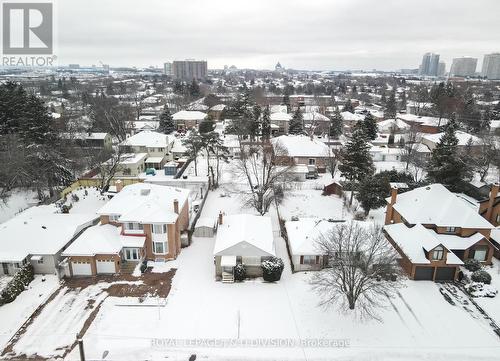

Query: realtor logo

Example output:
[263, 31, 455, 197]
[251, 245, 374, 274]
[2, 2, 53, 54]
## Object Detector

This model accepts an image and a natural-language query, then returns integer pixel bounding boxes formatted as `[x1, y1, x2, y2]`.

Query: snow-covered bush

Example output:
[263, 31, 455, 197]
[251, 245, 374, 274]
[464, 259, 482, 272]
[234, 264, 246, 281]
[471, 270, 492, 284]
[0, 264, 34, 305]
[261, 257, 284, 282]
[465, 282, 497, 298]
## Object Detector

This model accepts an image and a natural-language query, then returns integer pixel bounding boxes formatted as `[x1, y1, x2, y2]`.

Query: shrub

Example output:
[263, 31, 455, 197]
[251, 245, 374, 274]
[71, 194, 80, 202]
[140, 261, 148, 274]
[464, 259, 482, 272]
[0, 264, 35, 305]
[234, 264, 246, 281]
[261, 257, 285, 282]
[471, 270, 492, 284]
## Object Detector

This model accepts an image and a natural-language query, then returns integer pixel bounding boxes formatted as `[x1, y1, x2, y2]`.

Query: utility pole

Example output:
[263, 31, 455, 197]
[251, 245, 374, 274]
[78, 338, 85, 361]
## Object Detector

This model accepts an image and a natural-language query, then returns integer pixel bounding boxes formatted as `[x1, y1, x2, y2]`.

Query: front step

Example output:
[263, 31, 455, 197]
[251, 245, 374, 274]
[222, 273, 234, 283]
[120, 261, 139, 274]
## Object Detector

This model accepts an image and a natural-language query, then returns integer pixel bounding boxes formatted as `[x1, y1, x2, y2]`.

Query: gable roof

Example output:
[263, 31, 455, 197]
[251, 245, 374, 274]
[384, 223, 466, 265]
[97, 183, 190, 224]
[271, 135, 330, 158]
[213, 214, 274, 257]
[172, 110, 207, 121]
[388, 184, 493, 229]
[120, 131, 173, 148]
[0, 207, 97, 262]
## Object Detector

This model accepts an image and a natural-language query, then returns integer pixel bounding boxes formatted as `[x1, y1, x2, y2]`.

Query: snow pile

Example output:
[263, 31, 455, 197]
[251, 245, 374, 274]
[464, 282, 498, 298]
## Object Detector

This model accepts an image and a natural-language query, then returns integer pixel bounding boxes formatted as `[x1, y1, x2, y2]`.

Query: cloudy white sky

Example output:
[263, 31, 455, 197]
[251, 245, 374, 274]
[56, 0, 500, 71]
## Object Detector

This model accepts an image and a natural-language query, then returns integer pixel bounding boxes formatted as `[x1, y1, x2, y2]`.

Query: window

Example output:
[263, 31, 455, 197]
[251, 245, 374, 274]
[302, 255, 317, 265]
[432, 246, 444, 260]
[37, 259, 44, 264]
[153, 241, 167, 254]
[152, 224, 167, 234]
[308, 158, 316, 165]
[445, 227, 456, 234]
[109, 214, 120, 222]
[124, 223, 143, 231]
[473, 247, 488, 262]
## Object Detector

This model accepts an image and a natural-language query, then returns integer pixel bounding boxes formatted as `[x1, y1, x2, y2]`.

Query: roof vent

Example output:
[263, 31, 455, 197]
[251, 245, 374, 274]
[140, 188, 151, 196]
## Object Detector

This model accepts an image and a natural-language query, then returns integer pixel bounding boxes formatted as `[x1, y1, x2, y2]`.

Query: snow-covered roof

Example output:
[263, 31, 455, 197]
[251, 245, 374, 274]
[145, 156, 165, 164]
[376, 118, 411, 133]
[422, 131, 482, 146]
[384, 223, 479, 265]
[397, 114, 448, 127]
[213, 214, 275, 257]
[271, 135, 330, 158]
[62, 224, 145, 256]
[302, 112, 329, 122]
[97, 183, 191, 224]
[210, 104, 226, 111]
[120, 131, 173, 148]
[118, 153, 148, 165]
[0, 207, 97, 262]
[388, 184, 493, 229]
[171, 138, 188, 154]
[270, 112, 292, 121]
[341, 111, 364, 122]
[172, 110, 207, 121]
[270, 105, 288, 114]
[285, 219, 372, 256]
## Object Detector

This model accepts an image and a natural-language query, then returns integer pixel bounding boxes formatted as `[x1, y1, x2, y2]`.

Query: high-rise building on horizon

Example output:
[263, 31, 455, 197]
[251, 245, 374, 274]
[438, 62, 446, 77]
[172, 60, 207, 80]
[481, 53, 500, 80]
[419, 52, 440, 76]
[164, 62, 172, 76]
[450, 57, 477, 77]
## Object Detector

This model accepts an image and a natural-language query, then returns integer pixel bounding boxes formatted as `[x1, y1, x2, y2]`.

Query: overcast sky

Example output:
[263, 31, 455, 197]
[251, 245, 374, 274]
[56, 0, 500, 71]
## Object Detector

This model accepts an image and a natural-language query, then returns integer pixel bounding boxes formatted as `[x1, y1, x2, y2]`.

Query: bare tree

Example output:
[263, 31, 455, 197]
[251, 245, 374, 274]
[235, 141, 292, 215]
[311, 222, 403, 320]
[400, 124, 423, 175]
[96, 148, 125, 193]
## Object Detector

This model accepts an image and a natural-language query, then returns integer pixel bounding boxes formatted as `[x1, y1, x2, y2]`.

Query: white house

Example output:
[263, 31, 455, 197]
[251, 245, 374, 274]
[213, 213, 275, 282]
[0, 206, 97, 277]
[119, 131, 175, 170]
[421, 131, 482, 152]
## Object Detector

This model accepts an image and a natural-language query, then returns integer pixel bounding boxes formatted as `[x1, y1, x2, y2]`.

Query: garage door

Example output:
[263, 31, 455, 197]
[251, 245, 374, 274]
[71, 262, 92, 276]
[414, 266, 434, 280]
[435, 267, 456, 281]
[96, 260, 116, 274]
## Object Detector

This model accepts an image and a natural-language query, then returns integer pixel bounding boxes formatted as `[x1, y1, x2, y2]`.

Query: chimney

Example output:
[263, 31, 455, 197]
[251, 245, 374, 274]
[485, 183, 499, 222]
[115, 180, 123, 193]
[385, 187, 398, 225]
[218, 211, 223, 225]
[173, 199, 179, 214]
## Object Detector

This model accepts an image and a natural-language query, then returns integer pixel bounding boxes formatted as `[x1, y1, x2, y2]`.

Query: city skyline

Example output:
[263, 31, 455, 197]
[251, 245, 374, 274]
[55, 0, 500, 71]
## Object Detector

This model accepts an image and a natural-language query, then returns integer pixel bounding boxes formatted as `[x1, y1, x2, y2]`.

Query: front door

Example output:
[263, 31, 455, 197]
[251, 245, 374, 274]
[125, 248, 139, 261]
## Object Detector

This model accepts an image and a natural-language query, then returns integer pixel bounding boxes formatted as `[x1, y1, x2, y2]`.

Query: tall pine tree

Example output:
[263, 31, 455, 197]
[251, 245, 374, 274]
[426, 116, 471, 191]
[339, 126, 375, 204]
[384, 90, 397, 119]
[261, 106, 271, 140]
[329, 107, 343, 139]
[361, 113, 378, 140]
[158, 106, 175, 134]
[342, 99, 354, 113]
[288, 108, 303, 135]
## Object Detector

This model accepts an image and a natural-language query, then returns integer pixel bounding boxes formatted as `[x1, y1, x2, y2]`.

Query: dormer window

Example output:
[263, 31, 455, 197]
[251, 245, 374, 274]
[445, 227, 456, 234]
[109, 214, 120, 222]
[432, 246, 444, 261]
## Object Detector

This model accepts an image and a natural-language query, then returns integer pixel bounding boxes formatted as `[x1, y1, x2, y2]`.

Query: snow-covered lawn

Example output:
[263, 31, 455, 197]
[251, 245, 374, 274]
[279, 189, 347, 221]
[61, 186, 108, 214]
[0, 188, 39, 223]
[60, 206, 500, 361]
[474, 259, 500, 324]
[0, 275, 59, 351]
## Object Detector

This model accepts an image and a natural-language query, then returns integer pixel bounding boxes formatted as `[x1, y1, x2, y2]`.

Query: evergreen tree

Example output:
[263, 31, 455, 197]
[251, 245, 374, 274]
[384, 90, 397, 119]
[339, 127, 375, 204]
[189, 79, 200, 98]
[342, 99, 354, 113]
[426, 116, 471, 191]
[361, 113, 378, 140]
[199, 114, 215, 133]
[261, 106, 271, 140]
[158, 106, 175, 134]
[329, 107, 343, 139]
[288, 108, 304, 135]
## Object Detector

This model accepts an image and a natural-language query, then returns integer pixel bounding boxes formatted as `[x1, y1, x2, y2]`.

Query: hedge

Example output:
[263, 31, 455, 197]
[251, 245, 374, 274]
[0, 264, 35, 305]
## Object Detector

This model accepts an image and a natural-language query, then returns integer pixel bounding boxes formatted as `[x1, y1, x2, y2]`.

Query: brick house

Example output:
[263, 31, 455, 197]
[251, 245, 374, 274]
[63, 182, 190, 276]
[383, 183, 497, 281]
[271, 135, 331, 173]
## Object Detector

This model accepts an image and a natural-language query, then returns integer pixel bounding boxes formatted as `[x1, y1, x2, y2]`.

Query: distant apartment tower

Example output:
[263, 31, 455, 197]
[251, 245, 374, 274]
[164, 62, 172, 76]
[450, 57, 477, 77]
[438, 62, 446, 77]
[481, 53, 500, 80]
[419, 53, 440, 76]
[172, 60, 207, 80]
